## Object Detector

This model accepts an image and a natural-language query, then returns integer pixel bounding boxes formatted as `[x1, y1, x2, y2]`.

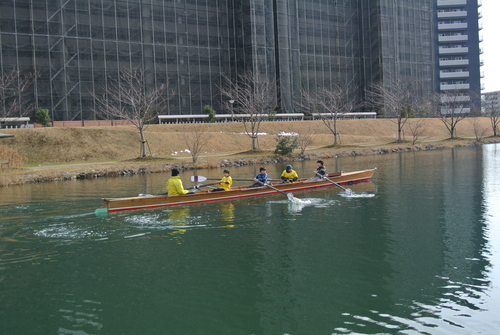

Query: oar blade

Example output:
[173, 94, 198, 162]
[287, 193, 295, 201]
[345, 188, 353, 195]
[191, 175, 207, 182]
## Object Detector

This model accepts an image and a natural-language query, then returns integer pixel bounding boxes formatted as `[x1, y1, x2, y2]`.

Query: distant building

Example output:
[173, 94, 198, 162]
[435, 0, 483, 115]
[482, 90, 500, 114]
[0, 0, 482, 121]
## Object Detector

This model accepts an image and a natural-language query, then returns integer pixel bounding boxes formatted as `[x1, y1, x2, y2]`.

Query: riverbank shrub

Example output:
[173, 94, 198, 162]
[274, 134, 298, 155]
[204, 105, 216, 123]
[35, 108, 51, 127]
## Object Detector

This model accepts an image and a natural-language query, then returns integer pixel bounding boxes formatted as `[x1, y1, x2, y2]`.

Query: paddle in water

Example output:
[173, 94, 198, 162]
[316, 173, 353, 195]
[257, 180, 295, 201]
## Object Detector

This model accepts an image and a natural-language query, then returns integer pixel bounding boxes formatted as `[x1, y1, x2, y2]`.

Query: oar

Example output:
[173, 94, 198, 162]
[257, 181, 295, 201]
[187, 181, 221, 190]
[138, 178, 213, 197]
[191, 175, 207, 182]
[191, 176, 280, 182]
[316, 173, 352, 195]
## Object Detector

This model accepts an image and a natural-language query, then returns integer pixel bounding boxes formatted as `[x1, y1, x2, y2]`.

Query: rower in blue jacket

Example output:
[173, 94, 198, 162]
[249, 167, 268, 188]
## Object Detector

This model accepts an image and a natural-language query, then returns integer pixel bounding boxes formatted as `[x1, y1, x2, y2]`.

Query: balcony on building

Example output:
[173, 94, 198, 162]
[440, 59, 469, 67]
[441, 95, 471, 103]
[439, 46, 469, 55]
[438, 34, 468, 43]
[440, 107, 471, 115]
[438, 22, 468, 30]
[437, 0, 467, 7]
[440, 71, 470, 79]
[440, 83, 470, 90]
[437, 11, 467, 19]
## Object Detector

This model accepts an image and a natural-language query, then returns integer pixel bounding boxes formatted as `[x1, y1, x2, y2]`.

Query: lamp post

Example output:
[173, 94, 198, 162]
[229, 99, 235, 122]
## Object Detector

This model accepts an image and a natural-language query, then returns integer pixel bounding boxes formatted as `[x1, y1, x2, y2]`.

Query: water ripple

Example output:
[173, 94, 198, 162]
[339, 192, 376, 198]
[33, 223, 108, 240]
[57, 298, 103, 335]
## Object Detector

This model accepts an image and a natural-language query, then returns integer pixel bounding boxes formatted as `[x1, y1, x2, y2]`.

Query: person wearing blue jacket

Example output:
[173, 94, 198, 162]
[249, 167, 268, 187]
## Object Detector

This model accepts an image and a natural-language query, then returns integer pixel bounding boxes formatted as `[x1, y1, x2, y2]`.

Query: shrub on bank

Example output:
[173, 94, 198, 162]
[274, 134, 298, 155]
[35, 108, 52, 127]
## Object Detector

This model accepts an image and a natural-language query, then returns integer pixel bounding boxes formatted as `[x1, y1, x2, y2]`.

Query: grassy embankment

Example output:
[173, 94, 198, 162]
[0, 118, 498, 186]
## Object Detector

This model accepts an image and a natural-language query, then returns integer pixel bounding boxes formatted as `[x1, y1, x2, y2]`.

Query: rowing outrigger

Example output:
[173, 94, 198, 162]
[94, 168, 376, 215]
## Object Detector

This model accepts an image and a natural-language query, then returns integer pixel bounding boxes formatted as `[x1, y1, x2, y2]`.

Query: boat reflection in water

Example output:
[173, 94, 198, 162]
[219, 202, 235, 223]
[165, 207, 191, 244]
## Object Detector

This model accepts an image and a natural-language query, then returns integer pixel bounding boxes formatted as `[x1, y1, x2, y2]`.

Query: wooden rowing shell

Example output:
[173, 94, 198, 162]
[94, 168, 376, 215]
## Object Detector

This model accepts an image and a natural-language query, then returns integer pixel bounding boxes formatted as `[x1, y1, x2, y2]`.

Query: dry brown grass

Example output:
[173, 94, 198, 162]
[0, 117, 499, 186]
[1, 118, 497, 164]
[0, 147, 26, 168]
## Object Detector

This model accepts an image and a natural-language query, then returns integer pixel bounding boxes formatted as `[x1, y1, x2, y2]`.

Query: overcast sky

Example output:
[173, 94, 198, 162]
[480, 0, 500, 92]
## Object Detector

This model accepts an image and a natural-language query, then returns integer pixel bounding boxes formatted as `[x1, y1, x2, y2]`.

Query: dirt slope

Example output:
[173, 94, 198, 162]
[1, 118, 492, 165]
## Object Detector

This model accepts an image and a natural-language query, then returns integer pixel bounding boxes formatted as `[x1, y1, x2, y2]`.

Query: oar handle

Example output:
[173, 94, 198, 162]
[188, 181, 220, 190]
[203, 177, 281, 182]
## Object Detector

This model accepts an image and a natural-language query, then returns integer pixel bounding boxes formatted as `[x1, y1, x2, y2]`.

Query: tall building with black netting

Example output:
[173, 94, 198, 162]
[0, 0, 480, 121]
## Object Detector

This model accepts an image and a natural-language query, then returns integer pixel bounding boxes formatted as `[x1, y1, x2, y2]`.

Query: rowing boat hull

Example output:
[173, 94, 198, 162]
[95, 168, 376, 215]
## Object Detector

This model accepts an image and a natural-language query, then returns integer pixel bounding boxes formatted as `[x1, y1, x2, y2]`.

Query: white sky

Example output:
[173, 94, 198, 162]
[481, 0, 500, 92]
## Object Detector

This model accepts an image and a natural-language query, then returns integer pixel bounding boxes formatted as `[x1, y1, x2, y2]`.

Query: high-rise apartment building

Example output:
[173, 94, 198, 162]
[435, 0, 482, 114]
[0, 0, 481, 121]
[482, 90, 500, 113]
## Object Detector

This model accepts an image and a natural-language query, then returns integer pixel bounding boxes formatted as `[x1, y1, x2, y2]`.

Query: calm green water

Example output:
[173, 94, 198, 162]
[1, 144, 500, 335]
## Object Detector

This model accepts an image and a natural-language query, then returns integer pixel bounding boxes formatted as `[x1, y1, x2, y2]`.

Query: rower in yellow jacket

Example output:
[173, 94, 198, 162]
[166, 168, 194, 196]
[212, 169, 233, 192]
[280, 164, 299, 183]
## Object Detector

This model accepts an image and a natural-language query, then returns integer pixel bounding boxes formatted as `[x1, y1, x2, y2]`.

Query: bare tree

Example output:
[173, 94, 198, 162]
[435, 88, 472, 139]
[482, 94, 500, 137]
[406, 118, 427, 145]
[469, 117, 488, 143]
[297, 132, 314, 155]
[220, 70, 276, 150]
[367, 79, 425, 143]
[92, 68, 174, 157]
[180, 130, 212, 163]
[0, 68, 37, 119]
[301, 83, 360, 146]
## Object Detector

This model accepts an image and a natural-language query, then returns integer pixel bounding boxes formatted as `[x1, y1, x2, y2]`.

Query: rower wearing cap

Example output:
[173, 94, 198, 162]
[280, 164, 299, 183]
